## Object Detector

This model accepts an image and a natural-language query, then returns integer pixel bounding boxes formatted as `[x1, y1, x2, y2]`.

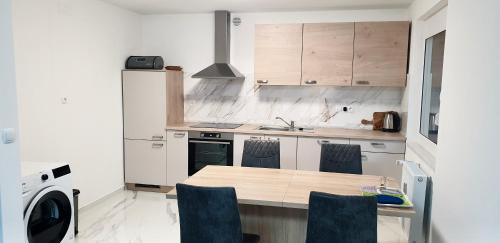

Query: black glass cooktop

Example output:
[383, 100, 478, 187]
[189, 123, 243, 129]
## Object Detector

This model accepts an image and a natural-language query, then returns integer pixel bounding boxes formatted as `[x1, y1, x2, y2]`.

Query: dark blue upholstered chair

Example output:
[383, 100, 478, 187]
[241, 139, 280, 169]
[306, 192, 377, 243]
[319, 143, 363, 174]
[176, 183, 260, 243]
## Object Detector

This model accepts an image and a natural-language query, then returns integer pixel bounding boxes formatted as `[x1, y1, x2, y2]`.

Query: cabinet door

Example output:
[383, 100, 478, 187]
[123, 71, 166, 140]
[297, 137, 349, 171]
[233, 134, 265, 167]
[351, 139, 406, 154]
[124, 139, 167, 185]
[361, 152, 404, 182]
[255, 24, 303, 85]
[353, 22, 410, 87]
[266, 135, 298, 170]
[302, 23, 354, 86]
[166, 130, 188, 186]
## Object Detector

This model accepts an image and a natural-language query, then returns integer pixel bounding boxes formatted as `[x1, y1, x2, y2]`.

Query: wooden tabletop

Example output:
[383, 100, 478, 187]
[166, 166, 415, 217]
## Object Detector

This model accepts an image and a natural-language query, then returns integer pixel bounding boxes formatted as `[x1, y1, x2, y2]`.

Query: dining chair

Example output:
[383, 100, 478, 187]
[241, 139, 280, 169]
[319, 143, 363, 174]
[306, 191, 377, 243]
[176, 184, 260, 243]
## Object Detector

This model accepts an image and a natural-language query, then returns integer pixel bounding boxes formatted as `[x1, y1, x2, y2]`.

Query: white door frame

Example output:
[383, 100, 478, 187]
[0, 0, 24, 241]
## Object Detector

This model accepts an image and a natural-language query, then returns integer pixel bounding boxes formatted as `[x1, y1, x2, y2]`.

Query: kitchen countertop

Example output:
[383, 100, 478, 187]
[166, 122, 406, 141]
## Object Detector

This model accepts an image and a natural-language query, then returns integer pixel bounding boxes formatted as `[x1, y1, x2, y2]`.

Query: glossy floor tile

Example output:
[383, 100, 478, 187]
[76, 190, 408, 243]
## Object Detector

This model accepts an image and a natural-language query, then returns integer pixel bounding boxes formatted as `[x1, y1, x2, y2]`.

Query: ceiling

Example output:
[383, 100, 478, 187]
[101, 0, 414, 14]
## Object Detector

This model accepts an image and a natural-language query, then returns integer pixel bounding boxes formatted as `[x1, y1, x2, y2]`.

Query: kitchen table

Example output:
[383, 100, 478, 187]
[166, 166, 414, 243]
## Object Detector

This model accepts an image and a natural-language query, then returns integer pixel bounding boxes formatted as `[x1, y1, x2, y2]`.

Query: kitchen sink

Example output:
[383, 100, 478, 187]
[256, 126, 315, 132]
[257, 126, 291, 131]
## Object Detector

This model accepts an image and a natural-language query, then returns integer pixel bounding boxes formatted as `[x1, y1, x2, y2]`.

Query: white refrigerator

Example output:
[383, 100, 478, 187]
[122, 70, 167, 186]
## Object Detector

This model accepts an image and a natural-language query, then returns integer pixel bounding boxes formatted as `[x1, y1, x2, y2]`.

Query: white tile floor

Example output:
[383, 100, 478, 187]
[76, 190, 408, 243]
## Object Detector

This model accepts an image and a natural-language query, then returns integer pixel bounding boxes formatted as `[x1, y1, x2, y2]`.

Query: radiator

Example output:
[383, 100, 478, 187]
[399, 160, 432, 243]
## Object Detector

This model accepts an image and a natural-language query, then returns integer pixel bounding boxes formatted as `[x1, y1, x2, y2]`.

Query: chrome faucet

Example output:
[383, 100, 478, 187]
[275, 117, 295, 130]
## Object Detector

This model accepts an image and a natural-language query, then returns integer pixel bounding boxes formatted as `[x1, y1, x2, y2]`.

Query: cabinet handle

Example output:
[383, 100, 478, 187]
[257, 79, 269, 84]
[370, 142, 386, 148]
[152, 135, 164, 140]
[355, 80, 370, 85]
[305, 80, 317, 85]
[174, 132, 186, 138]
[317, 140, 330, 145]
[152, 143, 164, 148]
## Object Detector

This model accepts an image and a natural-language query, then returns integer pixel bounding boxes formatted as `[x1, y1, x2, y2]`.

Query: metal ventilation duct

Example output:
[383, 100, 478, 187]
[191, 10, 244, 80]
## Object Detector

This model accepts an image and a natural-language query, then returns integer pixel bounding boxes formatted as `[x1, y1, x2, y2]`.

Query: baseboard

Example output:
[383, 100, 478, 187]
[125, 183, 173, 193]
[78, 186, 125, 213]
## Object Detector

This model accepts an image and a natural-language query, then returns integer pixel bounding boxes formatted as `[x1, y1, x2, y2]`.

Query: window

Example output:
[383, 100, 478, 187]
[420, 31, 446, 144]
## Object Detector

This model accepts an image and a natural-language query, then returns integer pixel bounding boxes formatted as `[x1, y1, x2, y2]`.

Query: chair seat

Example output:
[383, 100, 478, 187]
[243, 233, 260, 243]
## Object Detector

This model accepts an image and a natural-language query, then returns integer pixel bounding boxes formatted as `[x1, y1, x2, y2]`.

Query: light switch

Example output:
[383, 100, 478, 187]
[1, 128, 16, 144]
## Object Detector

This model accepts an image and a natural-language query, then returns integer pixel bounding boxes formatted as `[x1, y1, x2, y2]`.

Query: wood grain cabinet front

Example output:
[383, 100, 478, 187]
[302, 23, 355, 86]
[254, 24, 303, 86]
[353, 21, 410, 87]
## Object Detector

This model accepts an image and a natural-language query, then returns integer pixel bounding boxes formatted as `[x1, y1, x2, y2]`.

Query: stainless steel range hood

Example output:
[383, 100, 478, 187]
[192, 11, 244, 80]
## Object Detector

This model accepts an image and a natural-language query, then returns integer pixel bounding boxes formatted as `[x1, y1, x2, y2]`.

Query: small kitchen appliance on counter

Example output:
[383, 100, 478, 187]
[382, 111, 401, 133]
[126, 56, 164, 70]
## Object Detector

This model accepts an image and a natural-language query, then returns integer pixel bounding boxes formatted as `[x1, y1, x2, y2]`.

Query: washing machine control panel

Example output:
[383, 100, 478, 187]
[22, 170, 53, 194]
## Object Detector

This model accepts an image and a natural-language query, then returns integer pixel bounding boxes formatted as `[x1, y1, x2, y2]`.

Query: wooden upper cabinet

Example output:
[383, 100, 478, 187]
[302, 23, 354, 86]
[353, 22, 410, 87]
[254, 24, 303, 85]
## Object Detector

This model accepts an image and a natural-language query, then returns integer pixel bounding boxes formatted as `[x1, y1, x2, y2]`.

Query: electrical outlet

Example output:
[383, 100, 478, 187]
[1, 128, 16, 144]
[335, 105, 353, 113]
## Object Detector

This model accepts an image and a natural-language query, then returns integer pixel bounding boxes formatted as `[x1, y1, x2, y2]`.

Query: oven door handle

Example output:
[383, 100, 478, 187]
[189, 140, 231, 145]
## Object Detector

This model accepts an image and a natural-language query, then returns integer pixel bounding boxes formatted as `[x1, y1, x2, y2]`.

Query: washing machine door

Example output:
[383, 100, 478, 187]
[24, 185, 72, 243]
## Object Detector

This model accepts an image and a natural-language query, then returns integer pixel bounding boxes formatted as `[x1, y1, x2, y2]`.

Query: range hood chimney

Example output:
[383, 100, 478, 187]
[191, 10, 244, 80]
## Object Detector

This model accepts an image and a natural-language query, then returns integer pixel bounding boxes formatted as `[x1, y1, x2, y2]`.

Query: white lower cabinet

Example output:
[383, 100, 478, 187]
[166, 130, 189, 186]
[297, 137, 349, 171]
[124, 139, 167, 186]
[267, 135, 298, 170]
[233, 134, 265, 167]
[233, 134, 297, 169]
[361, 152, 404, 182]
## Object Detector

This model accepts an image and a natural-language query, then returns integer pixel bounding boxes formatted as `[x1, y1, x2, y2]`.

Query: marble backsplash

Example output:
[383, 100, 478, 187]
[183, 73, 403, 129]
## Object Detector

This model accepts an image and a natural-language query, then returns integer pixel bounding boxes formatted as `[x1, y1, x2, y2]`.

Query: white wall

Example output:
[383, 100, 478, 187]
[430, 1, 500, 242]
[12, 0, 142, 207]
[0, 0, 24, 241]
[142, 9, 410, 127]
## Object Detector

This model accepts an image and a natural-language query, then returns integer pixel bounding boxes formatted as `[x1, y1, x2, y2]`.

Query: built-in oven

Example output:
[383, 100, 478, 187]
[188, 131, 233, 176]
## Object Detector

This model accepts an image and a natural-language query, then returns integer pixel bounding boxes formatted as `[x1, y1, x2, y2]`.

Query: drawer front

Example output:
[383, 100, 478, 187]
[351, 139, 406, 154]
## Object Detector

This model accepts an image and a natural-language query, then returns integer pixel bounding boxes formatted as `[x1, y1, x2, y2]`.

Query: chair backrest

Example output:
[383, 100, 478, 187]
[241, 139, 280, 169]
[176, 184, 244, 243]
[319, 143, 362, 174]
[306, 192, 377, 243]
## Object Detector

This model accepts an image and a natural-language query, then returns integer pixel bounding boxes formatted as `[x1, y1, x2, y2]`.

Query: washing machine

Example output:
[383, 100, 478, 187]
[21, 162, 75, 243]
